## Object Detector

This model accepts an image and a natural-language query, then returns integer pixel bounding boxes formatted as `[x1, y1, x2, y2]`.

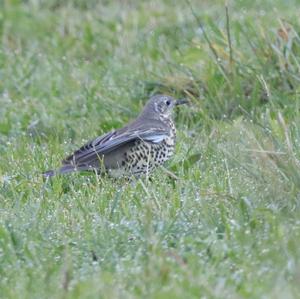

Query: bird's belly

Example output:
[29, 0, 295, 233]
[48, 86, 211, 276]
[123, 139, 175, 177]
[108, 167, 128, 178]
[106, 138, 175, 178]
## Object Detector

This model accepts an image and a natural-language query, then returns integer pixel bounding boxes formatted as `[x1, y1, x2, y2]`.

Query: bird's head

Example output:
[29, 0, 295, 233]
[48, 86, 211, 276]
[142, 94, 188, 119]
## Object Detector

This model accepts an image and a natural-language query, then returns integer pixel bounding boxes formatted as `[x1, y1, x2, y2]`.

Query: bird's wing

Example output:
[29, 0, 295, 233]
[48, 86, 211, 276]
[63, 126, 168, 165]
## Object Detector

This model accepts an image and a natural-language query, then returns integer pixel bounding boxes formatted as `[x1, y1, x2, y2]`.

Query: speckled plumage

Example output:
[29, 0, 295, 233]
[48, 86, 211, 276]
[109, 117, 176, 178]
[43, 95, 187, 178]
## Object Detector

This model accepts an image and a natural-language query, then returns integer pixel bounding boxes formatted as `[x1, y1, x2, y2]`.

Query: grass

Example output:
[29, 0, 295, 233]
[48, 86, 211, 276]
[1, 0, 300, 298]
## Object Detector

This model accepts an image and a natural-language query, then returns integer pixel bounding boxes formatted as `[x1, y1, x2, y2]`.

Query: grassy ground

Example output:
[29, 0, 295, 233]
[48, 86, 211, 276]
[1, 0, 300, 298]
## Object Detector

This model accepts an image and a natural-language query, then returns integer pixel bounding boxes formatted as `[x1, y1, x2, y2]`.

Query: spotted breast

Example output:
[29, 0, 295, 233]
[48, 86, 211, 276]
[108, 118, 176, 178]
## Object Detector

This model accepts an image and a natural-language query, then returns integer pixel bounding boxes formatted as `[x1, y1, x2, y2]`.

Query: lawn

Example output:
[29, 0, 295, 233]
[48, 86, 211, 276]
[1, 0, 300, 298]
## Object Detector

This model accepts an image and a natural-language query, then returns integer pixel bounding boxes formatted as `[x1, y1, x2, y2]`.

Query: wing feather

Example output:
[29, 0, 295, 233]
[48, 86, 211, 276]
[63, 126, 168, 165]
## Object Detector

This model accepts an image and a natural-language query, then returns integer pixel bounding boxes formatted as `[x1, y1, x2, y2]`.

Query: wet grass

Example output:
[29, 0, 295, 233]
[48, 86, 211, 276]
[1, 0, 300, 298]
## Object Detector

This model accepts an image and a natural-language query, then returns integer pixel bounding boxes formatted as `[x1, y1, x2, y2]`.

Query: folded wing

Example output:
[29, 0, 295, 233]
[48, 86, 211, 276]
[63, 125, 168, 166]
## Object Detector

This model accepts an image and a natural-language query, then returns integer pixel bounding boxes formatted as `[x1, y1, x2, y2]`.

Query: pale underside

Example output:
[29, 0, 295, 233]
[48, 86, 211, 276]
[108, 135, 175, 178]
[67, 130, 176, 178]
[45, 114, 177, 178]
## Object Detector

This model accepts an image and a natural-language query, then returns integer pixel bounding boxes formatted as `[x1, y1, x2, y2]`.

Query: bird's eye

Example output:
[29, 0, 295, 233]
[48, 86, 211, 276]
[166, 100, 171, 106]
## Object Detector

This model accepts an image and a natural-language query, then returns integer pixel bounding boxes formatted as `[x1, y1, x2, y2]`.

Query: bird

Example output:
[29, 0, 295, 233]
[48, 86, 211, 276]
[43, 94, 187, 178]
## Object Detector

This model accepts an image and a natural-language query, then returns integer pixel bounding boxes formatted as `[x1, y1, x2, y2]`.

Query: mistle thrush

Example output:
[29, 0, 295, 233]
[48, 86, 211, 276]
[44, 95, 187, 178]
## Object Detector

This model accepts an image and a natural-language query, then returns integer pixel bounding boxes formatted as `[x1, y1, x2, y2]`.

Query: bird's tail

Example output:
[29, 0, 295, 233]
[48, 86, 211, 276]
[43, 164, 84, 178]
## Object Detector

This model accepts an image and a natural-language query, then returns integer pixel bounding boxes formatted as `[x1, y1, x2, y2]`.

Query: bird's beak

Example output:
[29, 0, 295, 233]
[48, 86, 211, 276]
[175, 98, 189, 105]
